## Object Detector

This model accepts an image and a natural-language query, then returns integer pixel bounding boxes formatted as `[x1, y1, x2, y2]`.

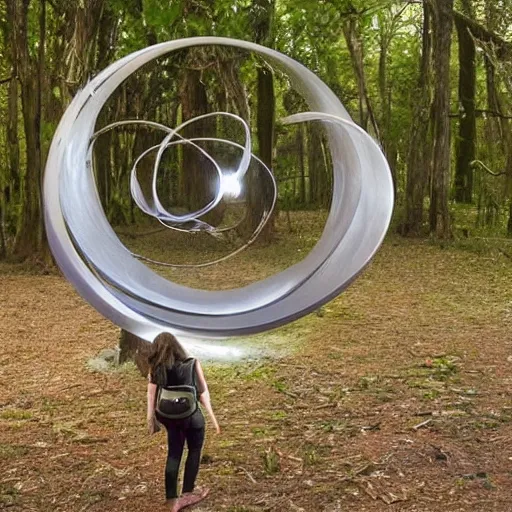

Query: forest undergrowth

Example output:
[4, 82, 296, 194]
[1, 213, 512, 511]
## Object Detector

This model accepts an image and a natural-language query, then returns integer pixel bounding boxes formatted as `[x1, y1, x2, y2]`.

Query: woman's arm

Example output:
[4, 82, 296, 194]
[196, 361, 221, 434]
[147, 374, 157, 421]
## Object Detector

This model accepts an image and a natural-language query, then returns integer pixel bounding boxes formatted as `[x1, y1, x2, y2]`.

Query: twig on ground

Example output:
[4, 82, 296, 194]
[281, 390, 299, 399]
[314, 402, 336, 410]
[361, 422, 381, 431]
[58, 383, 81, 392]
[237, 466, 257, 484]
[339, 462, 376, 481]
[412, 419, 433, 430]
[275, 448, 303, 463]
[276, 362, 309, 369]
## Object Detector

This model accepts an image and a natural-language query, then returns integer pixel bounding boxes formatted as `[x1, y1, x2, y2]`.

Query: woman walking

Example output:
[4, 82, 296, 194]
[147, 333, 220, 511]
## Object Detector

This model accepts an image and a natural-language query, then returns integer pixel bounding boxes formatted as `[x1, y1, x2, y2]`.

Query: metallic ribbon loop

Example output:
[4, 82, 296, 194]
[44, 37, 394, 355]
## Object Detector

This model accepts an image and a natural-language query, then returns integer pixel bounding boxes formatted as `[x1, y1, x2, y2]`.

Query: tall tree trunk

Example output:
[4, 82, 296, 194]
[378, 20, 396, 188]
[298, 125, 306, 205]
[11, 0, 44, 259]
[180, 62, 219, 224]
[5, 0, 20, 256]
[62, 0, 105, 101]
[454, 12, 476, 203]
[429, 0, 454, 238]
[403, 2, 432, 236]
[245, 63, 276, 241]
[343, 16, 380, 139]
[38, 0, 51, 263]
[483, 0, 512, 235]
[307, 124, 323, 206]
[252, 0, 276, 241]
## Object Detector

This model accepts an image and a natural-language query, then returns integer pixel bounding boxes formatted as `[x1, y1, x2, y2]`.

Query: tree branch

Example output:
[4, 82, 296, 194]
[449, 109, 512, 119]
[453, 10, 512, 59]
[471, 160, 507, 177]
[0, 76, 13, 85]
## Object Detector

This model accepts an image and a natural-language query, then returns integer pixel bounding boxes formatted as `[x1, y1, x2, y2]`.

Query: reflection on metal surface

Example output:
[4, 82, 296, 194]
[43, 37, 394, 354]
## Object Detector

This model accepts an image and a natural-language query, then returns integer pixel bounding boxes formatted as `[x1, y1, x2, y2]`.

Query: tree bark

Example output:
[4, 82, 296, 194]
[119, 330, 152, 377]
[5, 1, 20, 255]
[482, 0, 512, 236]
[307, 124, 323, 206]
[378, 16, 396, 188]
[251, 0, 276, 241]
[453, 10, 512, 59]
[11, 0, 44, 259]
[180, 65, 216, 215]
[252, 64, 276, 241]
[343, 16, 380, 139]
[403, 1, 432, 236]
[454, 13, 476, 203]
[298, 125, 306, 205]
[429, 0, 454, 238]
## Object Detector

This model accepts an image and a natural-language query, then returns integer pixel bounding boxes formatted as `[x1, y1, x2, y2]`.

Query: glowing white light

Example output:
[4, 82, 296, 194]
[180, 338, 245, 360]
[220, 173, 242, 198]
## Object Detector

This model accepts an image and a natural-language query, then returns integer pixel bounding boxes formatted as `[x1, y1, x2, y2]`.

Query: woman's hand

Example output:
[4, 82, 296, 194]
[214, 422, 221, 435]
[147, 415, 160, 435]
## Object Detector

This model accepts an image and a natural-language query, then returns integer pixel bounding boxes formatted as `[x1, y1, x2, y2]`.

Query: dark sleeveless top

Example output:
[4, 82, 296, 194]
[150, 357, 205, 396]
[151, 358, 206, 428]
[164, 358, 205, 395]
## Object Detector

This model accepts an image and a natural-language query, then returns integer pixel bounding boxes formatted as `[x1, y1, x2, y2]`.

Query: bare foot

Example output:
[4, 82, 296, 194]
[174, 488, 210, 510]
[165, 498, 178, 512]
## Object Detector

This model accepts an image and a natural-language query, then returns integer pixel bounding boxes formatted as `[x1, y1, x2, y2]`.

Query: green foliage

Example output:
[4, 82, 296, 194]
[262, 446, 280, 474]
[3, 0, 512, 261]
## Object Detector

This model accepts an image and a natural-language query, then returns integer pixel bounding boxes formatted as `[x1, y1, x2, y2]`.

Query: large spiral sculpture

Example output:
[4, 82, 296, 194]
[44, 37, 394, 354]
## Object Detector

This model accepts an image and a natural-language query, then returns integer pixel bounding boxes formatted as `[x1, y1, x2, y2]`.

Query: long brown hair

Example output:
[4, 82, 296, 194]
[148, 332, 188, 386]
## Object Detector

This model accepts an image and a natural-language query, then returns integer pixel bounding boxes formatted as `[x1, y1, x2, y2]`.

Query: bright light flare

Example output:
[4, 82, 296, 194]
[220, 173, 242, 198]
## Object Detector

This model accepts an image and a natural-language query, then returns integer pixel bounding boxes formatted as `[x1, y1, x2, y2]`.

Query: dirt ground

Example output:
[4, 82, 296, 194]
[1, 232, 512, 512]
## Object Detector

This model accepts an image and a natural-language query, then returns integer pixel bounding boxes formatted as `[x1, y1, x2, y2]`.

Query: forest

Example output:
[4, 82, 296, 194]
[3, 1, 512, 512]
[2, 0, 512, 263]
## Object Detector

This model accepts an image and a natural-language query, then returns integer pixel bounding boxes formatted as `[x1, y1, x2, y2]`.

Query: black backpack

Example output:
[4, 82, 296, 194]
[156, 358, 198, 420]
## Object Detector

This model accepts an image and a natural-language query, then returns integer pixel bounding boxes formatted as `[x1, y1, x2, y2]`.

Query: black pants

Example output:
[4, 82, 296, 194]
[156, 409, 205, 500]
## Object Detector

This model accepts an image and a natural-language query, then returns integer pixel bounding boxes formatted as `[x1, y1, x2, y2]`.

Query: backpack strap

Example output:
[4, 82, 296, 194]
[187, 358, 197, 389]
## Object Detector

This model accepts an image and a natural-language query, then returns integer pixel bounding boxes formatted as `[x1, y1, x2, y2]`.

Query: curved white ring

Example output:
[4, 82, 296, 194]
[43, 37, 394, 345]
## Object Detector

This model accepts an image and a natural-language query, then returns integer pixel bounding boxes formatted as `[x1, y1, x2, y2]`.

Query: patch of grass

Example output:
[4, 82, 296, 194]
[217, 465, 236, 476]
[0, 443, 29, 459]
[271, 378, 288, 394]
[0, 409, 33, 421]
[262, 447, 280, 475]
[404, 356, 460, 400]
[269, 410, 287, 421]
[52, 419, 86, 439]
[319, 419, 341, 432]
[251, 426, 269, 437]
[113, 361, 139, 375]
[327, 386, 348, 403]
[325, 301, 366, 321]
[241, 364, 276, 382]
[472, 419, 501, 429]
[40, 397, 63, 414]
[0, 484, 19, 507]
[423, 389, 441, 400]
[357, 375, 379, 390]
[374, 388, 396, 402]
[430, 356, 459, 380]
[303, 446, 319, 467]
